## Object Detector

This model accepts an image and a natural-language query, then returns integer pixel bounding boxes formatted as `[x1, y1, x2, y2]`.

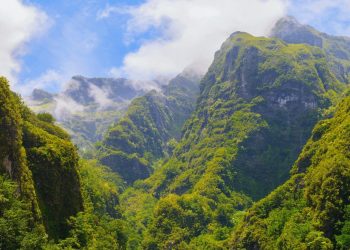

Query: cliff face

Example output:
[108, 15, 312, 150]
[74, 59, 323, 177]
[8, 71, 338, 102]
[146, 32, 343, 200]
[0, 77, 42, 229]
[0, 77, 83, 241]
[22, 120, 83, 239]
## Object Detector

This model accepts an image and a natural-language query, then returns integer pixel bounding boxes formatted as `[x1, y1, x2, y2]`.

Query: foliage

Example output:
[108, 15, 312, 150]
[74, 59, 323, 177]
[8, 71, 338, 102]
[231, 96, 350, 249]
[43, 160, 127, 249]
[37, 112, 56, 123]
[116, 32, 346, 248]
[23, 119, 83, 240]
[0, 77, 84, 242]
[98, 74, 199, 183]
[0, 175, 47, 250]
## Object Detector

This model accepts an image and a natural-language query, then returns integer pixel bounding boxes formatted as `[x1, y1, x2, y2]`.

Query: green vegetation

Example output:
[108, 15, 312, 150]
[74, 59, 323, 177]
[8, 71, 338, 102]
[0, 77, 47, 248]
[98, 74, 199, 184]
[231, 95, 350, 249]
[46, 160, 127, 249]
[0, 175, 46, 250]
[272, 16, 350, 84]
[116, 32, 346, 248]
[0, 77, 129, 248]
[3, 17, 350, 249]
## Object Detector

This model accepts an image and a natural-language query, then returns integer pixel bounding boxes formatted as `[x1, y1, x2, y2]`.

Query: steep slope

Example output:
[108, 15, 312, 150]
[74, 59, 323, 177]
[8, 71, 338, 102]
[21, 110, 83, 239]
[121, 32, 345, 249]
[28, 76, 145, 152]
[231, 94, 350, 249]
[98, 73, 200, 184]
[147, 32, 343, 199]
[0, 77, 84, 242]
[271, 16, 350, 84]
[46, 160, 128, 249]
[0, 77, 46, 248]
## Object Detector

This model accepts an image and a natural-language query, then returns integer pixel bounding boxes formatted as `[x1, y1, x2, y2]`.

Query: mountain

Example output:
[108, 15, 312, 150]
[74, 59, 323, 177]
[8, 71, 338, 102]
[147, 31, 343, 199]
[62, 76, 143, 105]
[0, 77, 83, 244]
[271, 16, 350, 84]
[98, 72, 200, 184]
[230, 94, 350, 249]
[28, 76, 145, 152]
[118, 31, 346, 248]
[31, 88, 53, 102]
[1, 77, 129, 249]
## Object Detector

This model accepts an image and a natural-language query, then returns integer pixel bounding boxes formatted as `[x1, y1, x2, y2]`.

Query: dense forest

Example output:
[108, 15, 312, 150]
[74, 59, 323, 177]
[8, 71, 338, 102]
[2, 16, 350, 249]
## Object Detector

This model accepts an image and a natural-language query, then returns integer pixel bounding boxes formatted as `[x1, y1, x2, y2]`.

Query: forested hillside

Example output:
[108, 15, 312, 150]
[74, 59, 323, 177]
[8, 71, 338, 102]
[271, 17, 350, 84]
[0, 77, 127, 249]
[115, 30, 348, 249]
[0, 76, 83, 246]
[231, 94, 350, 249]
[97, 73, 200, 184]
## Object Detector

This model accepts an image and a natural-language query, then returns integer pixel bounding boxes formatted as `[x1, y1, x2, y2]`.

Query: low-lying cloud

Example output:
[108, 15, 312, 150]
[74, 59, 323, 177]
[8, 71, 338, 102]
[102, 0, 287, 81]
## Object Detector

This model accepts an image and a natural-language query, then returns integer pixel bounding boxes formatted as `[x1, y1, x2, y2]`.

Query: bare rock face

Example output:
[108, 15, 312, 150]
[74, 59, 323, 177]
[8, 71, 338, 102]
[3, 155, 12, 178]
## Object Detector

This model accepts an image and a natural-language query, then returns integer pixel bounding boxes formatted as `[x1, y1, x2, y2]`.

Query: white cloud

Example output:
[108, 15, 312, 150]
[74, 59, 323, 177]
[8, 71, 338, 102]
[53, 94, 85, 120]
[102, 0, 287, 81]
[20, 69, 63, 95]
[0, 0, 48, 84]
[88, 84, 113, 108]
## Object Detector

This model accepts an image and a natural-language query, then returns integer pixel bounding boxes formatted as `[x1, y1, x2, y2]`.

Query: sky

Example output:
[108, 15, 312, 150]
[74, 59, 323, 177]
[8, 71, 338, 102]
[2, 0, 350, 94]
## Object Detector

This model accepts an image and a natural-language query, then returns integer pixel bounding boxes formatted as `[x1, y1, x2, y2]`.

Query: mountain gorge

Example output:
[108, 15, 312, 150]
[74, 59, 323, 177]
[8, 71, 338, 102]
[2, 16, 350, 249]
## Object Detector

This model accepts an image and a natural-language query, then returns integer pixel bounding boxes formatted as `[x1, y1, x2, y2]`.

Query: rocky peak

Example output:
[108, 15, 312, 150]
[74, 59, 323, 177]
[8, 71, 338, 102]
[31, 88, 54, 102]
[270, 16, 323, 47]
[64, 76, 144, 106]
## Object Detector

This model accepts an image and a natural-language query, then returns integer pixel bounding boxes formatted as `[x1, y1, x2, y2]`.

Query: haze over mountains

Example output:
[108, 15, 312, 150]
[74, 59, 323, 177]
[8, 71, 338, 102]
[27, 76, 146, 151]
[1, 16, 350, 249]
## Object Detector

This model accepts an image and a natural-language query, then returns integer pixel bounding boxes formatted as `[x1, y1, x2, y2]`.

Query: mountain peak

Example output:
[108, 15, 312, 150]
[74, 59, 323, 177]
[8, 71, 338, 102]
[31, 88, 54, 102]
[275, 16, 302, 26]
[270, 16, 323, 47]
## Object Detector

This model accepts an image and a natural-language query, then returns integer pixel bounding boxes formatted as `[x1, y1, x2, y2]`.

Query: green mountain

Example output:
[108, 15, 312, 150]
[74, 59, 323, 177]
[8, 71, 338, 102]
[230, 93, 350, 249]
[118, 31, 346, 249]
[98, 72, 200, 184]
[0, 77, 129, 249]
[0, 77, 83, 246]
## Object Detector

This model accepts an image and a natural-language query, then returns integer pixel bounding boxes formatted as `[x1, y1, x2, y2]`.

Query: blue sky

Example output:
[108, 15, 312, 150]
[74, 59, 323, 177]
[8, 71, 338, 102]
[3, 0, 350, 94]
[19, 0, 145, 92]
